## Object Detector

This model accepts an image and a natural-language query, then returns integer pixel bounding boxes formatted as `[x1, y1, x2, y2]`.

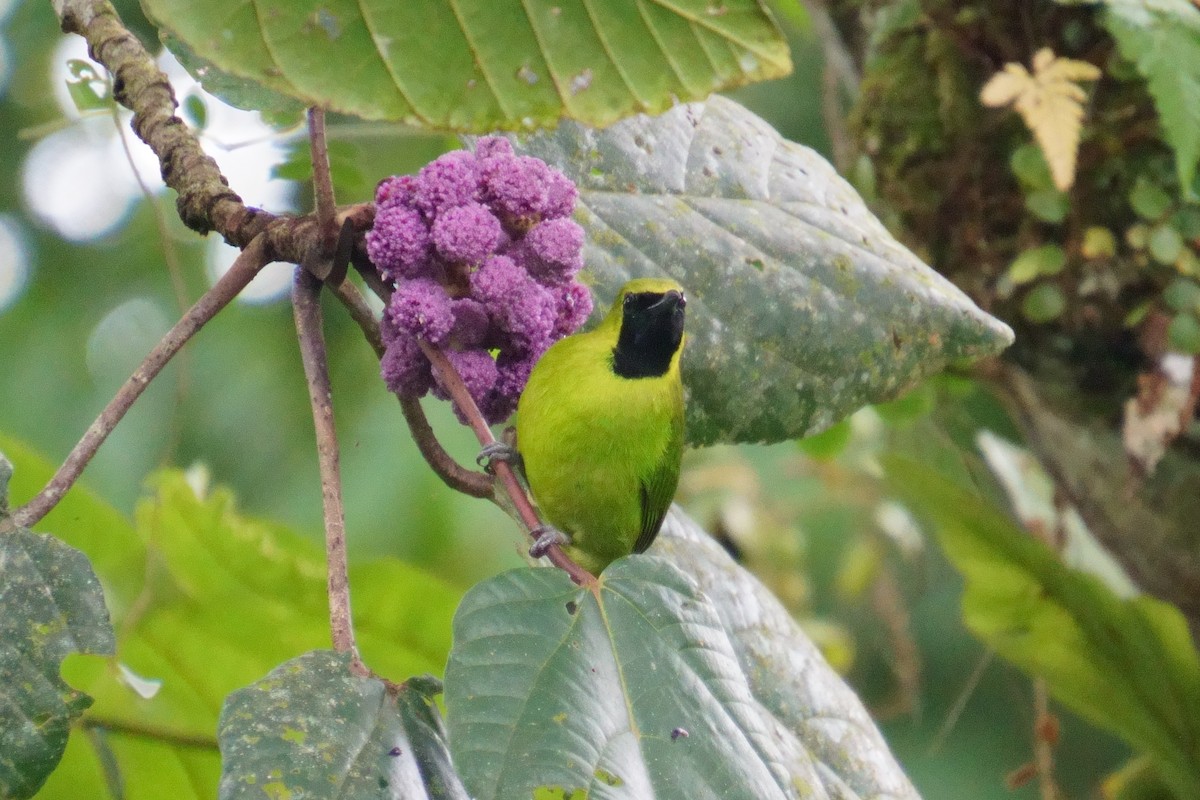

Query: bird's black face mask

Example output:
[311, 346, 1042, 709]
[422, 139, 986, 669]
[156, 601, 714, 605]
[612, 290, 686, 379]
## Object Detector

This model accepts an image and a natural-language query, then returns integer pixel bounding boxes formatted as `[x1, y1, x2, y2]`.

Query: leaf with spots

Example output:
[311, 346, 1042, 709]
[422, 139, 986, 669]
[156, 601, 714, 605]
[443, 532, 919, 800]
[141, 0, 791, 129]
[0, 438, 463, 799]
[217, 650, 468, 800]
[0, 455, 116, 800]
[496, 96, 1014, 445]
[649, 507, 920, 800]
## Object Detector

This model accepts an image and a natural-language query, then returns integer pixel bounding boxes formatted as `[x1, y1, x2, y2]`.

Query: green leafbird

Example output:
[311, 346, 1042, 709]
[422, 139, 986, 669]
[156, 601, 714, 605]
[514, 277, 687, 574]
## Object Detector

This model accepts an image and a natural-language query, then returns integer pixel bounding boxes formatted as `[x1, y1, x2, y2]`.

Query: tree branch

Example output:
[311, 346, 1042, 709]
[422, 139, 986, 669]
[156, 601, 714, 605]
[419, 342, 595, 586]
[80, 716, 219, 750]
[53, 0, 376, 266]
[12, 235, 271, 529]
[292, 269, 365, 673]
[330, 279, 386, 357]
[308, 107, 337, 248]
[57, 0, 246, 237]
[1032, 680, 1062, 800]
[328, 280, 494, 499]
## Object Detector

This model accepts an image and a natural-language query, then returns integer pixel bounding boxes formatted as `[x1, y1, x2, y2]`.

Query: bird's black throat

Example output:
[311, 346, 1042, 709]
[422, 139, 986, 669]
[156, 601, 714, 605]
[612, 290, 686, 379]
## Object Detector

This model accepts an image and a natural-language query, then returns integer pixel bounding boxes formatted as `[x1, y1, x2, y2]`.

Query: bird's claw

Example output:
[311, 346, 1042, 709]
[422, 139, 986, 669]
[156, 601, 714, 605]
[529, 526, 569, 558]
[476, 441, 518, 474]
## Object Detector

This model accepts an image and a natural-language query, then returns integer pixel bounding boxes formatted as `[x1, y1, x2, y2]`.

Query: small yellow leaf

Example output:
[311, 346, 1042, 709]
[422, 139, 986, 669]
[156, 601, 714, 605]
[1050, 61, 1101, 83]
[979, 48, 1101, 191]
[980, 67, 1030, 107]
[1032, 47, 1055, 73]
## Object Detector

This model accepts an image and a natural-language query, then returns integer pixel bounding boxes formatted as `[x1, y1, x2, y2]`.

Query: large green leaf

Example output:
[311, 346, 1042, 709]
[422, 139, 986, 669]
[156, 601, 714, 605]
[444, 536, 919, 800]
[650, 508, 920, 800]
[70, 469, 459, 735]
[218, 650, 468, 799]
[886, 456, 1200, 800]
[1, 438, 463, 800]
[444, 557, 806, 800]
[141, 0, 791, 129]
[503, 96, 1014, 445]
[0, 456, 116, 800]
[1103, 0, 1200, 192]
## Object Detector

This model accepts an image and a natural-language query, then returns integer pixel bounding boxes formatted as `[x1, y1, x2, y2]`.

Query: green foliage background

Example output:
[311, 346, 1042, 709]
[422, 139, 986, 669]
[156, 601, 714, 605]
[0, 0, 1164, 797]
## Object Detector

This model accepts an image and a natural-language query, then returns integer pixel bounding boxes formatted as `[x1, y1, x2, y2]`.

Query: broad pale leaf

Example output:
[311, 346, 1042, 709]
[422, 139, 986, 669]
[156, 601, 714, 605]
[444, 558, 810, 800]
[887, 457, 1200, 800]
[650, 508, 920, 800]
[0, 456, 116, 800]
[1103, 0, 1200, 191]
[141, 0, 791, 129]
[501, 96, 1014, 445]
[444, 540, 919, 800]
[218, 650, 468, 800]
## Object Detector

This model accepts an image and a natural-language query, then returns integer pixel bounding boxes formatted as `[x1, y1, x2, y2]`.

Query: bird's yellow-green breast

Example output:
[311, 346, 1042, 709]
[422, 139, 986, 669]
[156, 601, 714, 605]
[516, 278, 687, 574]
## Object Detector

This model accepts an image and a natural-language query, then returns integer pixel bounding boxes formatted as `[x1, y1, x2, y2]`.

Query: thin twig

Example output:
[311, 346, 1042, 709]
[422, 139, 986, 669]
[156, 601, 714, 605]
[55, 0, 376, 266]
[80, 716, 219, 750]
[803, 0, 861, 96]
[419, 341, 595, 586]
[928, 648, 994, 753]
[292, 268, 365, 672]
[821, 63, 855, 174]
[11, 235, 271, 529]
[82, 725, 124, 799]
[331, 279, 494, 499]
[330, 279, 386, 357]
[398, 395, 495, 499]
[1032, 679, 1062, 800]
[307, 107, 337, 253]
[803, 0, 861, 175]
[870, 562, 921, 720]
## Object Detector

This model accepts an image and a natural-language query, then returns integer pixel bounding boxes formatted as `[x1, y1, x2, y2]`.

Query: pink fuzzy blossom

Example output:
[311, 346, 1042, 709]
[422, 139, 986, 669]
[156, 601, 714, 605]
[432, 203, 503, 265]
[367, 140, 588, 424]
[366, 205, 431, 281]
[413, 150, 478, 215]
[375, 175, 417, 211]
[380, 324, 432, 398]
[553, 282, 594, 338]
[388, 278, 454, 345]
[524, 218, 585, 283]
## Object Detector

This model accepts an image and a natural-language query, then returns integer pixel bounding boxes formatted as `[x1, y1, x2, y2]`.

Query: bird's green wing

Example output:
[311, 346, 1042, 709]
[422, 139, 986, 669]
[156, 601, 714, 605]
[633, 412, 684, 554]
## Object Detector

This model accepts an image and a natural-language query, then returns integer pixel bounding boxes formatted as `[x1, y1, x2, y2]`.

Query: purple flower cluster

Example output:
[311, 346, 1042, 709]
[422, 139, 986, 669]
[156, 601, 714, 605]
[366, 137, 593, 423]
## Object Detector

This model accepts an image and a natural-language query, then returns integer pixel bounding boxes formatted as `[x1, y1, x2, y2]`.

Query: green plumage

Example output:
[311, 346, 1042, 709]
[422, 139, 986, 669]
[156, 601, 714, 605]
[516, 278, 686, 574]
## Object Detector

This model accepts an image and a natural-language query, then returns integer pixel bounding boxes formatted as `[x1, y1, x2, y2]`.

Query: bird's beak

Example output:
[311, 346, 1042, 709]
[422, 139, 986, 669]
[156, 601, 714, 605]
[653, 290, 685, 311]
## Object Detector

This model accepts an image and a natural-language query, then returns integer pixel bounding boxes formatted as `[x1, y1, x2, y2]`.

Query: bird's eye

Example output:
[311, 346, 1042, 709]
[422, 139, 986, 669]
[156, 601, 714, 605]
[623, 295, 633, 308]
